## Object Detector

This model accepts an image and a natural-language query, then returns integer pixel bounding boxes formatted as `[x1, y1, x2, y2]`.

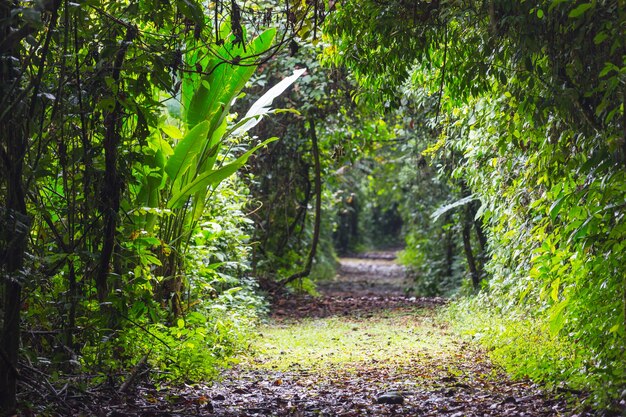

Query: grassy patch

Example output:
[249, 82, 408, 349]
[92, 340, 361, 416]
[447, 299, 596, 398]
[245, 308, 457, 372]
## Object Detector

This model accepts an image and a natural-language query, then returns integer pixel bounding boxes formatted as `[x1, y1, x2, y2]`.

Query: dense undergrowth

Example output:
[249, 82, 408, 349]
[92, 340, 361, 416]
[450, 300, 590, 394]
[444, 94, 626, 408]
[23, 177, 266, 383]
[0, 4, 305, 410]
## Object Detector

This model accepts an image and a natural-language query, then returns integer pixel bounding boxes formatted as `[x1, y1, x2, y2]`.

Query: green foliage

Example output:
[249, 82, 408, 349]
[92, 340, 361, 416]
[329, 83, 474, 294]
[110, 287, 264, 382]
[80, 178, 267, 382]
[126, 18, 304, 323]
[117, 33, 303, 373]
[1, 0, 307, 405]
[242, 38, 361, 280]
[331, 128, 406, 255]
[4, 0, 626, 411]
[442, 92, 626, 405]
[449, 299, 590, 391]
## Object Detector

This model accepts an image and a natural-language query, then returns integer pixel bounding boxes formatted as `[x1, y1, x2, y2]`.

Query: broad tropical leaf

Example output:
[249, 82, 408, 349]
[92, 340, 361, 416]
[167, 137, 278, 208]
[431, 195, 476, 221]
[230, 68, 307, 137]
[164, 120, 211, 181]
[185, 28, 277, 130]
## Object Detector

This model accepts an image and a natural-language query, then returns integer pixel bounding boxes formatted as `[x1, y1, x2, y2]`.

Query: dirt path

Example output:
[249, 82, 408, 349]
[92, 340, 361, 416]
[199, 252, 594, 416]
[272, 252, 444, 320]
[92, 252, 595, 416]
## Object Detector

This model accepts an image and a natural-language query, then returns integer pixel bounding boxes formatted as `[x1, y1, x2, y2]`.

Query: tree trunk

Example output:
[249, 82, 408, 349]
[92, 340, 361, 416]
[95, 26, 136, 307]
[0, 0, 63, 409]
[469, 199, 488, 271]
[278, 162, 312, 257]
[472, 206, 488, 254]
[0, 1, 27, 412]
[0, 170, 29, 415]
[0, 56, 29, 416]
[0, 191, 29, 413]
[459, 182, 484, 288]
[444, 213, 455, 278]
[462, 205, 480, 289]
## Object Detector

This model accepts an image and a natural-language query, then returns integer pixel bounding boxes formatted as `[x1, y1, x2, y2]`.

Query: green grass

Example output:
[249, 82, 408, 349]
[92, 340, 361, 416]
[244, 308, 456, 372]
[447, 299, 591, 391]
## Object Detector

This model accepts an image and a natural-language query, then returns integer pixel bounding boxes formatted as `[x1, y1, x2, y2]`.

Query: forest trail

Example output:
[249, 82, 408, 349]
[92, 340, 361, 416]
[102, 253, 594, 416]
[197, 252, 593, 417]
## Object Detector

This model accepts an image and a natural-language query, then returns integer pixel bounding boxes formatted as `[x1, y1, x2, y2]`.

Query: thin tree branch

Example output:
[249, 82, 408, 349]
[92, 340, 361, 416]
[279, 119, 322, 287]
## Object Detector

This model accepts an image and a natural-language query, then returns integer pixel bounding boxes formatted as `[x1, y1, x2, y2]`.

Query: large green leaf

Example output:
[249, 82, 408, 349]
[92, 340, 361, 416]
[230, 27, 276, 86]
[181, 46, 207, 119]
[136, 168, 163, 207]
[189, 119, 228, 220]
[548, 299, 569, 336]
[197, 117, 227, 173]
[230, 68, 306, 137]
[164, 120, 210, 181]
[167, 137, 278, 208]
[137, 172, 163, 231]
[568, 2, 593, 18]
[185, 70, 222, 130]
[134, 144, 166, 232]
[185, 28, 277, 130]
